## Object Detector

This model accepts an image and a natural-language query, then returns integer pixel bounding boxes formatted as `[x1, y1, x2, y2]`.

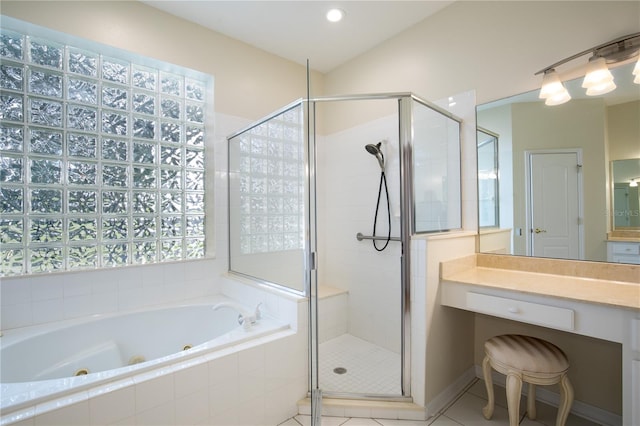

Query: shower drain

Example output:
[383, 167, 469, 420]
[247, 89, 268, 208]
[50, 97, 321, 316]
[333, 367, 347, 375]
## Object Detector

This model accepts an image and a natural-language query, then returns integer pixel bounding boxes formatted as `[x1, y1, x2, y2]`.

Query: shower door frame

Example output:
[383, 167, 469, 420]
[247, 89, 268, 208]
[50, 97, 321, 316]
[307, 93, 416, 401]
[225, 91, 462, 408]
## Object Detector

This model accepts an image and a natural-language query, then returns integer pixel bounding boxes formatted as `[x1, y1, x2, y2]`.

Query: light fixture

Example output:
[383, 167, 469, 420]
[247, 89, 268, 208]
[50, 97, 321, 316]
[630, 179, 638, 188]
[538, 69, 571, 105]
[326, 8, 344, 23]
[535, 32, 640, 105]
[582, 56, 616, 95]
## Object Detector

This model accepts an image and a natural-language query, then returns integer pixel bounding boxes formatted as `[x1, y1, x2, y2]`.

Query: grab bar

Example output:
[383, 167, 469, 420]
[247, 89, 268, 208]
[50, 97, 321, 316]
[356, 232, 401, 242]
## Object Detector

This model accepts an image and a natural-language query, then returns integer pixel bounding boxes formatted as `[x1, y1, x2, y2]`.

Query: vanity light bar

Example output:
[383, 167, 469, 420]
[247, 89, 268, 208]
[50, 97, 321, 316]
[535, 32, 640, 105]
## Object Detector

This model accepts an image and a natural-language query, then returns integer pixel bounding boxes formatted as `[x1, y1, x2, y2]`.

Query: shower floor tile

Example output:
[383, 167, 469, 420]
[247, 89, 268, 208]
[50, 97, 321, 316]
[319, 333, 401, 396]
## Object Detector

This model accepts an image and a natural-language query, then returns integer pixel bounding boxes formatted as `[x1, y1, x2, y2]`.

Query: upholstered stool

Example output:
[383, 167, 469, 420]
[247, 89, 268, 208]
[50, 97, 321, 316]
[482, 334, 574, 426]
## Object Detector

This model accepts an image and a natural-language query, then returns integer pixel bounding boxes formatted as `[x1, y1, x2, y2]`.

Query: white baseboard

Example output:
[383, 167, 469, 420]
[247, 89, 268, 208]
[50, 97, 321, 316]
[425, 366, 477, 419]
[473, 365, 622, 426]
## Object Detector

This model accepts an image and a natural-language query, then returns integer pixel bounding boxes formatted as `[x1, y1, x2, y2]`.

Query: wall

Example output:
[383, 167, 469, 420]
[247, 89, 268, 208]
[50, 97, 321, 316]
[1, 1, 322, 120]
[324, 1, 639, 110]
[322, 0, 639, 415]
[410, 233, 476, 412]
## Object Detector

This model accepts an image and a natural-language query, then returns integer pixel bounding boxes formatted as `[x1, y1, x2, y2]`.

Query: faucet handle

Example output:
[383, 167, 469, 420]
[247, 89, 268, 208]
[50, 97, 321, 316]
[255, 302, 263, 320]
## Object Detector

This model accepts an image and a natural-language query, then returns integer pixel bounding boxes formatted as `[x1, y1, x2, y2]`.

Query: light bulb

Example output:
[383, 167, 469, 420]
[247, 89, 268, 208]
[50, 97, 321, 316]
[326, 8, 344, 22]
[544, 89, 571, 106]
[585, 80, 617, 96]
[583, 57, 614, 91]
[539, 69, 566, 99]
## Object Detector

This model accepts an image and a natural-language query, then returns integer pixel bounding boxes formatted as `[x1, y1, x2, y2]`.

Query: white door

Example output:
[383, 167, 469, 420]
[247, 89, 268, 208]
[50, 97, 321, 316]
[527, 151, 582, 259]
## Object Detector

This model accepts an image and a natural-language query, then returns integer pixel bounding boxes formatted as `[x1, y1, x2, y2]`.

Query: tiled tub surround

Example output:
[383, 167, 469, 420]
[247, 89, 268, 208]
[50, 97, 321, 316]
[440, 253, 640, 426]
[0, 272, 308, 426]
[0, 259, 222, 331]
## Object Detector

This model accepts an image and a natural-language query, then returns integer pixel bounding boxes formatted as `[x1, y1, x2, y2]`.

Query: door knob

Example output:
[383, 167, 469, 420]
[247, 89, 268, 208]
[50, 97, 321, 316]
[534, 228, 547, 234]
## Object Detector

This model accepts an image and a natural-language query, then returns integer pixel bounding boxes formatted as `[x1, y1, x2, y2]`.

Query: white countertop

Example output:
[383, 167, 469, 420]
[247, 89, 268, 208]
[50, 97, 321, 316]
[442, 266, 640, 310]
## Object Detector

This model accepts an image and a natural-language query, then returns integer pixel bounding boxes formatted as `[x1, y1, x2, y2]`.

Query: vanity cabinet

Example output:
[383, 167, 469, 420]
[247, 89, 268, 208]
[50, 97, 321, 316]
[440, 254, 640, 426]
[607, 241, 640, 264]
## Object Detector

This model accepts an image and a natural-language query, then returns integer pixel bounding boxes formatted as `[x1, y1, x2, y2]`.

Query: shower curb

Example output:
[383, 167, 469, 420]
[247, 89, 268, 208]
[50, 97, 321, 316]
[297, 397, 426, 421]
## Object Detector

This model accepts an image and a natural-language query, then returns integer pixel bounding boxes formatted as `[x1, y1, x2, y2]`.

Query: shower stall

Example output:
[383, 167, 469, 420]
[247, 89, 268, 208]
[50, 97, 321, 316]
[227, 93, 461, 413]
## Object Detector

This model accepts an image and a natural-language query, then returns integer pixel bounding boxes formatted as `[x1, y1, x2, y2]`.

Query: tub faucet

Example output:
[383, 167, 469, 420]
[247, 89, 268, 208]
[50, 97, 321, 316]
[212, 301, 257, 330]
[255, 302, 263, 320]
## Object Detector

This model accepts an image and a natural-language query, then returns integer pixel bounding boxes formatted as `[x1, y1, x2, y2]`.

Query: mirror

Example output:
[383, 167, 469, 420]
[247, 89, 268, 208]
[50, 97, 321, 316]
[477, 128, 499, 229]
[612, 158, 640, 229]
[477, 61, 640, 263]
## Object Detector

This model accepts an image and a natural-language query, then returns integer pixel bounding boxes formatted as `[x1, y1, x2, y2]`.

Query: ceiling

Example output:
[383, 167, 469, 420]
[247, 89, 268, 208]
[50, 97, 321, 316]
[141, 1, 454, 73]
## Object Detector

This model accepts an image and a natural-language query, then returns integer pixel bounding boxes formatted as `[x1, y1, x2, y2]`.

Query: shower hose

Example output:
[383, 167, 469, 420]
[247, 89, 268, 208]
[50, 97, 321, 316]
[372, 171, 391, 251]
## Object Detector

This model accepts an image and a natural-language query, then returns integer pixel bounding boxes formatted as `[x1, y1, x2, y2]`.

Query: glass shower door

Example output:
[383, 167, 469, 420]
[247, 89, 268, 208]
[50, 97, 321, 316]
[313, 97, 404, 398]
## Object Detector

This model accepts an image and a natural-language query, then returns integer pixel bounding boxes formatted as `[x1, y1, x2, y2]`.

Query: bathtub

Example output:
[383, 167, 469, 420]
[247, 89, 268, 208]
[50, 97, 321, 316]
[0, 295, 292, 424]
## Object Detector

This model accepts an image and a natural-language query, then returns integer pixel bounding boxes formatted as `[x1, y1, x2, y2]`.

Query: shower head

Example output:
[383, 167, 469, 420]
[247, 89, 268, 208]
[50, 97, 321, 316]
[365, 142, 381, 156]
[365, 142, 385, 171]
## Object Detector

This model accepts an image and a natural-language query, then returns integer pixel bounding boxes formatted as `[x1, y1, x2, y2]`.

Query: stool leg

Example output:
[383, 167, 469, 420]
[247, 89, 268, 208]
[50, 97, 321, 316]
[556, 374, 574, 426]
[527, 383, 537, 420]
[505, 372, 523, 426]
[481, 356, 494, 420]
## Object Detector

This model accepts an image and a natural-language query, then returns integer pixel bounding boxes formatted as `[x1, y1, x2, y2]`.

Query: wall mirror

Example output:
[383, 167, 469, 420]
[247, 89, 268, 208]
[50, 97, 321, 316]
[477, 61, 640, 263]
[612, 158, 640, 229]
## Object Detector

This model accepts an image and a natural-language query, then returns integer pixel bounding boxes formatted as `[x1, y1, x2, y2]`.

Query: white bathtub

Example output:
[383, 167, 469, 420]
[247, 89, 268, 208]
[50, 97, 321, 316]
[0, 295, 291, 423]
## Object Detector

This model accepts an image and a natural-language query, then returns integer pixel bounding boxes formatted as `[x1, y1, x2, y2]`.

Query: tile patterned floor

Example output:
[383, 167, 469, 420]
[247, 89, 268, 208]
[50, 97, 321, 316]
[319, 334, 401, 395]
[279, 379, 603, 426]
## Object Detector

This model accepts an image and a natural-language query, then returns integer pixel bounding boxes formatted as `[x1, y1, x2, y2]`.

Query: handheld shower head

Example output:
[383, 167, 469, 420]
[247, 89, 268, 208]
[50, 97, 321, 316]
[365, 142, 385, 171]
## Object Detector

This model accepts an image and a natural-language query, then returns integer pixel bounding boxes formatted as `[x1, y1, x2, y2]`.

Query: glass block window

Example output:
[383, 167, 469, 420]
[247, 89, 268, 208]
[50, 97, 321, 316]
[0, 20, 211, 276]
[230, 105, 304, 255]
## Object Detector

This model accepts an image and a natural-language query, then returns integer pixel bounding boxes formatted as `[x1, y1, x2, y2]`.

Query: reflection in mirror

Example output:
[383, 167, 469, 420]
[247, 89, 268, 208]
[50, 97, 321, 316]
[477, 128, 499, 228]
[612, 158, 640, 229]
[477, 61, 640, 264]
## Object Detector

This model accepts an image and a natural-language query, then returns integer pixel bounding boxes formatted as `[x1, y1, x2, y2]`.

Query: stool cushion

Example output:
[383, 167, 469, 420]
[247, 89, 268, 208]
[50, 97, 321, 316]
[485, 334, 569, 374]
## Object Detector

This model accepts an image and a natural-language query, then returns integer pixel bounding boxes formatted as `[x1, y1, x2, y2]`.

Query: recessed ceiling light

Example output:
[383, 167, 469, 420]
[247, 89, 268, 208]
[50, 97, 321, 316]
[326, 8, 344, 23]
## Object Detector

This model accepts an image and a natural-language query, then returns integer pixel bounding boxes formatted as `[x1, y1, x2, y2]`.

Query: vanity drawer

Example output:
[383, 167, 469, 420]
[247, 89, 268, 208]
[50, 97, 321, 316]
[611, 242, 640, 255]
[466, 292, 574, 331]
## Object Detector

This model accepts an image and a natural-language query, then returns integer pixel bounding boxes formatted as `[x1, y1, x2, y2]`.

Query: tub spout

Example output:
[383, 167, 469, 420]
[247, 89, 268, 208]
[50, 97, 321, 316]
[212, 302, 257, 330]
[255, 302, 263, 320]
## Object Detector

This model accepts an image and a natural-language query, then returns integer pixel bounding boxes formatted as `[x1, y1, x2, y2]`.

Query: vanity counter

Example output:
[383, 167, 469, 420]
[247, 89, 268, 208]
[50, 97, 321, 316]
[608, 230, 640, 240]
[441, 265, 639, 310]
[607, 236, 640, 242]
